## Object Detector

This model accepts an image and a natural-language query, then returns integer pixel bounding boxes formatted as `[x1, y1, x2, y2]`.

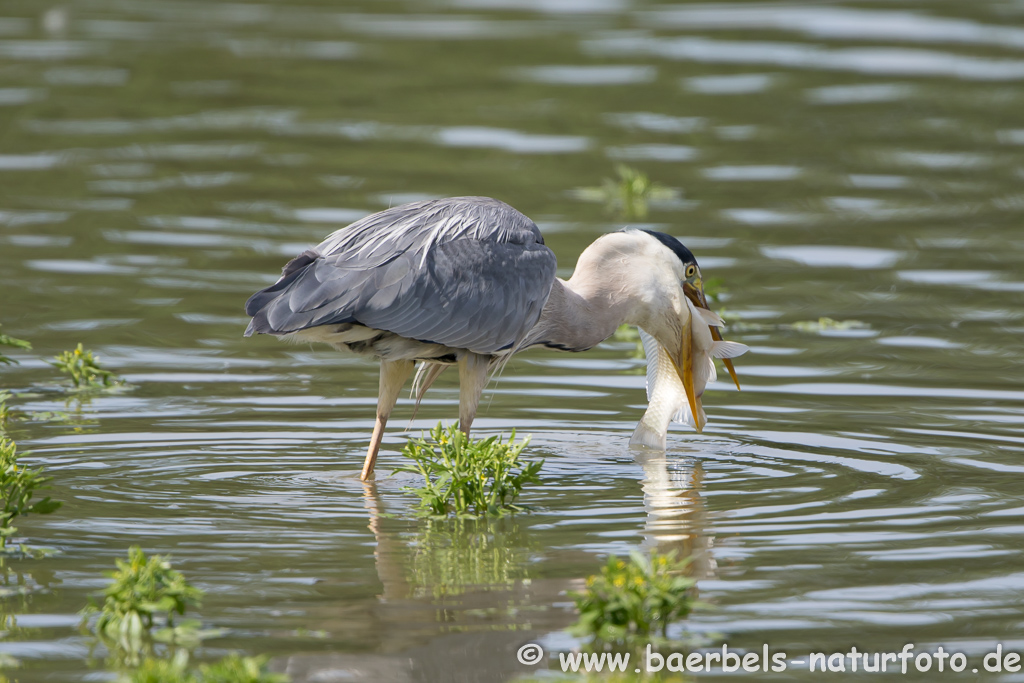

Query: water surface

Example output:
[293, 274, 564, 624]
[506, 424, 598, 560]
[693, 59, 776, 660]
[1, 0, 1023, 680]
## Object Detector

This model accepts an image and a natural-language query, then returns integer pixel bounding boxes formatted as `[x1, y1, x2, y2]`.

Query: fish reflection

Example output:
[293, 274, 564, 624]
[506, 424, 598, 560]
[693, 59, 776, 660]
[634, 449, 716, 582]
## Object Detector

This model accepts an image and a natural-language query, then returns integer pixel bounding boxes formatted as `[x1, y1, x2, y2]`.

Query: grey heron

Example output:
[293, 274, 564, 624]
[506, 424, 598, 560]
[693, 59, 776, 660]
[244, 196, 747, 480]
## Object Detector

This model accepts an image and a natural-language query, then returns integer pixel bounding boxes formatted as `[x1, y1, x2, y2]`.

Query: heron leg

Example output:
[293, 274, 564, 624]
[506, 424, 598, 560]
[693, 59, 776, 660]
[360, 359, 414, 481]
[458, 352, 491, 436]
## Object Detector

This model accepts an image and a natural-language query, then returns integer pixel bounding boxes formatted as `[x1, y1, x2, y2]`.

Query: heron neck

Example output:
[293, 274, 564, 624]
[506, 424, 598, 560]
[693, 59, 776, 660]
[526, 275, 631, 352]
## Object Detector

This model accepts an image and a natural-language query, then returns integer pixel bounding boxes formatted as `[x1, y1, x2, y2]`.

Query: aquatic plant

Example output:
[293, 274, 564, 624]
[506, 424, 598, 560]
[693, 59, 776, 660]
[196, 654, 288, 683]
[122, 654, 287, 683]
[83, 546, 204, 655]
[0, 392, 11, 435]
[570, 551, 695, 644]
[607, 165, 660, 219]
[612, 324, 645, 361]
[0, 437, 62, 550]
[571, 165, 680, 219]
[395, 423, 542, 518]
[731, 317, 868, 334]
[702, 277, 725, 303]
[788, 317, 868, 332]
[51, 343, 120, 389]
[0, 327, 31, 367]
[82, 550, 282, 679]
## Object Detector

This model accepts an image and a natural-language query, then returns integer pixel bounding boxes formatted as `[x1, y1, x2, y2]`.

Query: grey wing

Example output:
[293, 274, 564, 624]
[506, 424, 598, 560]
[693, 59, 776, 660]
[244, 197, 558, 354]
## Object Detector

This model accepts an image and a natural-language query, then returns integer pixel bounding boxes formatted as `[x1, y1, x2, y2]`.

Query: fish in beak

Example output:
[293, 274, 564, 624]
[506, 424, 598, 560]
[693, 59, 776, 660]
[630, 279, 749, 449]
[667, 295, 701, 432]
[683, 277, 742, 391]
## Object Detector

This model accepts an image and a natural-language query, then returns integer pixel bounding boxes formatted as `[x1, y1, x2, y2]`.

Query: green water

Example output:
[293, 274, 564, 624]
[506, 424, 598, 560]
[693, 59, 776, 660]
[2, 0, 1024, 680]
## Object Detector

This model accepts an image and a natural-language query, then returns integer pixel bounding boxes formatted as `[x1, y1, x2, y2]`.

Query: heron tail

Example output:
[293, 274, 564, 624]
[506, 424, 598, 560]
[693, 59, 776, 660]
[408, 362, 448, 424]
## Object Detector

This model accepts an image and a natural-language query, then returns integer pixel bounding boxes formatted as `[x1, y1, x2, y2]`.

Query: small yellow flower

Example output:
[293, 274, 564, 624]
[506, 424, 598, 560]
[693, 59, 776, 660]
[613, 576, 626, 588]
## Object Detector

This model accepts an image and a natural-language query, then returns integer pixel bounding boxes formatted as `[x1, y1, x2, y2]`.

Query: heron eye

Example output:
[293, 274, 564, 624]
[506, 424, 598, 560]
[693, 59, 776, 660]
[685, 265, 696, 278]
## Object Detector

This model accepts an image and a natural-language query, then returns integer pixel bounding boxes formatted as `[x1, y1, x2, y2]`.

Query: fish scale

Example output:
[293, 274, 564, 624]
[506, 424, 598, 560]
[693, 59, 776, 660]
[630, 301, 748, 450]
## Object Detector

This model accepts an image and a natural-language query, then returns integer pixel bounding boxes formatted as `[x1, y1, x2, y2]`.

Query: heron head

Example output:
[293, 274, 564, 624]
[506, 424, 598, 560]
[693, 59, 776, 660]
[623, 230, 733, 431]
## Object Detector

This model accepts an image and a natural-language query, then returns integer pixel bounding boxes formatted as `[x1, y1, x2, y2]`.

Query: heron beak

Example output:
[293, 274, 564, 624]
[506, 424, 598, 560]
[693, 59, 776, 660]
[666, 310, 702, 433]
[683, 278, 742, 391]
[682, 277, 708, 310]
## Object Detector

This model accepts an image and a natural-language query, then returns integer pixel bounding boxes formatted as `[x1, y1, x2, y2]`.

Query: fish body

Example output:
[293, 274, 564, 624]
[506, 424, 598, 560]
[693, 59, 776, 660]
[630, 298, 748, 449]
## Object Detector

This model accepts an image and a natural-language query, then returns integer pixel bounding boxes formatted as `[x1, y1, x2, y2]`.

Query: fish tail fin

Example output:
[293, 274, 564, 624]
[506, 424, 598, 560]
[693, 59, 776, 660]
[712, 341, 749, 359]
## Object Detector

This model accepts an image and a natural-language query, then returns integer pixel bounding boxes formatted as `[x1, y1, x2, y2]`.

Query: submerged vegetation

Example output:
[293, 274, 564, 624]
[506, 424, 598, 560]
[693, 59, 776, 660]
[0, 436, 61, 551]
[571, 165, 680, 219]
[121, 654, 287, 683]
[0, 392, 12, 433]
[611, 324, 645, 361]
[571, 551, 696, 645]
[0, 335, 122, 437]
[0, 327, 31, 367]
[82, 545, 205, 657]
[731, 317, 869, 334]
[702, 278, 726, 304]
[52, 343, 120, 389]
[396, 423, 542, 518]
[82, 547, 286, 681]
[787, 317, 868, 332]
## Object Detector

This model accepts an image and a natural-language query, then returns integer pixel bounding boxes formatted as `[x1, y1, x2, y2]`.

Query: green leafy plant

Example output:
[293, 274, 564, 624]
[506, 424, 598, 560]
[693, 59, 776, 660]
[197, 654, 288, 683]
[0, 327, 31, 367]
[122, 654, 287, 683]
[82, 550, 279, 679]
[51, 343, 120, 389]
[731, 317, 868, 333]
[2, 390, 76, 439]
[0, 437, 61, 550]
[702, 277, 725, 303]
[788, 317, 868, 332]
[82, 546, 204, 658]
[612, 324, 645, 361]
[606, 165, 660, 219]
[120, 655, 190, 683]
[572, 166, 680, 219]
[570, 551, 696, 644]
[0, 392, 11, 435]
[395, 423, 542, 518]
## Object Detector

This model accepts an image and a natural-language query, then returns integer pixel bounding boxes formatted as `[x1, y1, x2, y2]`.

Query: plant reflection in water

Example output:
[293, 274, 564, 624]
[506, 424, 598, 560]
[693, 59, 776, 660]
[275, 448, 713, 682]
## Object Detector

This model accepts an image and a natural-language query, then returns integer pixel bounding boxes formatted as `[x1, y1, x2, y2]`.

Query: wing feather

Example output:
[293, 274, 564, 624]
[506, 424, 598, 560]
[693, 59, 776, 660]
[245, 197, 557, 354]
